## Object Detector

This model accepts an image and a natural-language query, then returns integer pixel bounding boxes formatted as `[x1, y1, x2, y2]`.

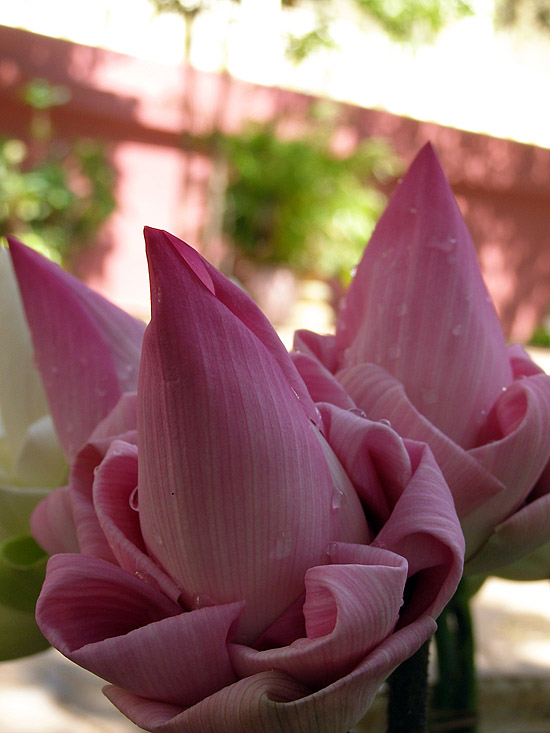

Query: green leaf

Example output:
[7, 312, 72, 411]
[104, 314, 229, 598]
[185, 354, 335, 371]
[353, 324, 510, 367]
[0, 535, 48, 614]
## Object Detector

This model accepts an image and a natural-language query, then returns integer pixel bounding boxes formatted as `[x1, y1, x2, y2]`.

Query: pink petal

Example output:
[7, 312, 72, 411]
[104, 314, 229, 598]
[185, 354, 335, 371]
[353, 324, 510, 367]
[70, 441, 118, 562]
[230, 545, 408, 688]
[319, 403, 412, 526]
[8, 238, 145, 460]
[89, 392, 138, 442]
[36, 554, 182, 653]
[372, 440, 464, 623]
[291, 351, 356, 410]
[138, 228, 368, 643]
[30, 485, 79, 555]
[92, 440, 182, 603]
[68, 412, 137, 563]
[464, 373, 550, 554]
[73, 604, 242, 707]
[37, 554, 241, 708]
[338, 362, 504, 517]
[335, 144, 512, 450]
[158, 228, 320, 426]
[320, 404, 463, 621]
[508, 344, 545, 378]
[106, 617, 435, 732]
[466, 493, 550, 576]
[293, 329, 339, 374]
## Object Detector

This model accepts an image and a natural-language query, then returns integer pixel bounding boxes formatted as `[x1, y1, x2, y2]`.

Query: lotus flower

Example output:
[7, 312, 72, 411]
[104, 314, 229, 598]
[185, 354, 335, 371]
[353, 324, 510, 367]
[0, 239, 144, 660]
[293, 144, 550, 576]
[35, 228, 463, 733]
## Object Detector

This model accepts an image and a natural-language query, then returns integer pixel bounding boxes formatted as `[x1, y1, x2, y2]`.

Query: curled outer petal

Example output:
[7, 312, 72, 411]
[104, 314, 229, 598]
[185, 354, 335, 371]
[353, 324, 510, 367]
[230, 544, 408, 687]
[104, 616, 435, 733]
[36, 554, 242, 708]
[319, 404, 464, 622]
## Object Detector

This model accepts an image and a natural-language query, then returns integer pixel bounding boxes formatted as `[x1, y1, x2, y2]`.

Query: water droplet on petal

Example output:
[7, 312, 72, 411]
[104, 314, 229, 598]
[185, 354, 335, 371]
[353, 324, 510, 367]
[331, 487, 346, 511]
[388, 343, 401, 359]
[348, 407, 366, 418]
[378, 418, 392, 428]
[350, 265, 358, 278]
[272, 531, 293, 560]
[421, 388, 438, 405]
[325, 541, 338, 558]
[428, 236, 456, 253]
[129, 487, 139, 511]
[193, 594, 202, 610]
[452, 324, 463, 337]
[501, 386, 508, 392]
[291, 387, 300, 401]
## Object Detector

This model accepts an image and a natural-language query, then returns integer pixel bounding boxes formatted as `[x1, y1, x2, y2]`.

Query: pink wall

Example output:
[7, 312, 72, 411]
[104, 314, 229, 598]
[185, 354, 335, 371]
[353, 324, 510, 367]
[1, 24, 550, 340]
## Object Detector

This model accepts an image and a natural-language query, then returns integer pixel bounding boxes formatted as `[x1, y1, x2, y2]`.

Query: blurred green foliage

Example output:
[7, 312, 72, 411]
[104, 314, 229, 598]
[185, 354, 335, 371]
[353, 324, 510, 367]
[0, 80, 115, 266]
[353, 0, 473, 42]
[216, 108, 401, 282]
[529, 322, 550, 348]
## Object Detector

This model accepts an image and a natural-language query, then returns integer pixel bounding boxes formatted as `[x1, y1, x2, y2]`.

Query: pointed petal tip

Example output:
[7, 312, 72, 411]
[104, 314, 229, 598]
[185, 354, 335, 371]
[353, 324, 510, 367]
[404, 140, 447, 188]
[143, 226, 215, 299]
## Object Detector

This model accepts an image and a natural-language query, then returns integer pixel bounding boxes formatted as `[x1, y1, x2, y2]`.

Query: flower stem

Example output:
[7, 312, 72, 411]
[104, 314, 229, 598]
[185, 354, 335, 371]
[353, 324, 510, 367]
[432, 579, 477, 732]
[386, 638, 431, 733]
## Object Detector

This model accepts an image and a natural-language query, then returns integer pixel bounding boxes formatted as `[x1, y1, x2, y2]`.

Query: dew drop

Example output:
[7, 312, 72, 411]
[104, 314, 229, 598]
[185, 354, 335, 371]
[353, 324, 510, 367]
[272, 531, 293, 560]
[93, 465, 100, 477]
[421, 388, 438, 405]
[291, 387, 300, 401]
[428, 236, 456, 253]
[501, 386, 508, 392]
[331, 487, 346, 511]
[134, 571, 144, 580]
[378, 418, 392, 428]
[350, 265, 358, 278]
[193, 594, 202, 610]
[129, 486, 139, 511]
[452, 324, 464, 337]
[348, 407, 366, 418]
[325, 541, 338, 558]
[388, 343, 401, 359]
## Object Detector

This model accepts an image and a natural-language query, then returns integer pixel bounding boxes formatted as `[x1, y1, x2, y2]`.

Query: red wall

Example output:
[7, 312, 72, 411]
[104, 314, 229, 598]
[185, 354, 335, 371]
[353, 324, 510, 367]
[1, 25, 549, 340]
